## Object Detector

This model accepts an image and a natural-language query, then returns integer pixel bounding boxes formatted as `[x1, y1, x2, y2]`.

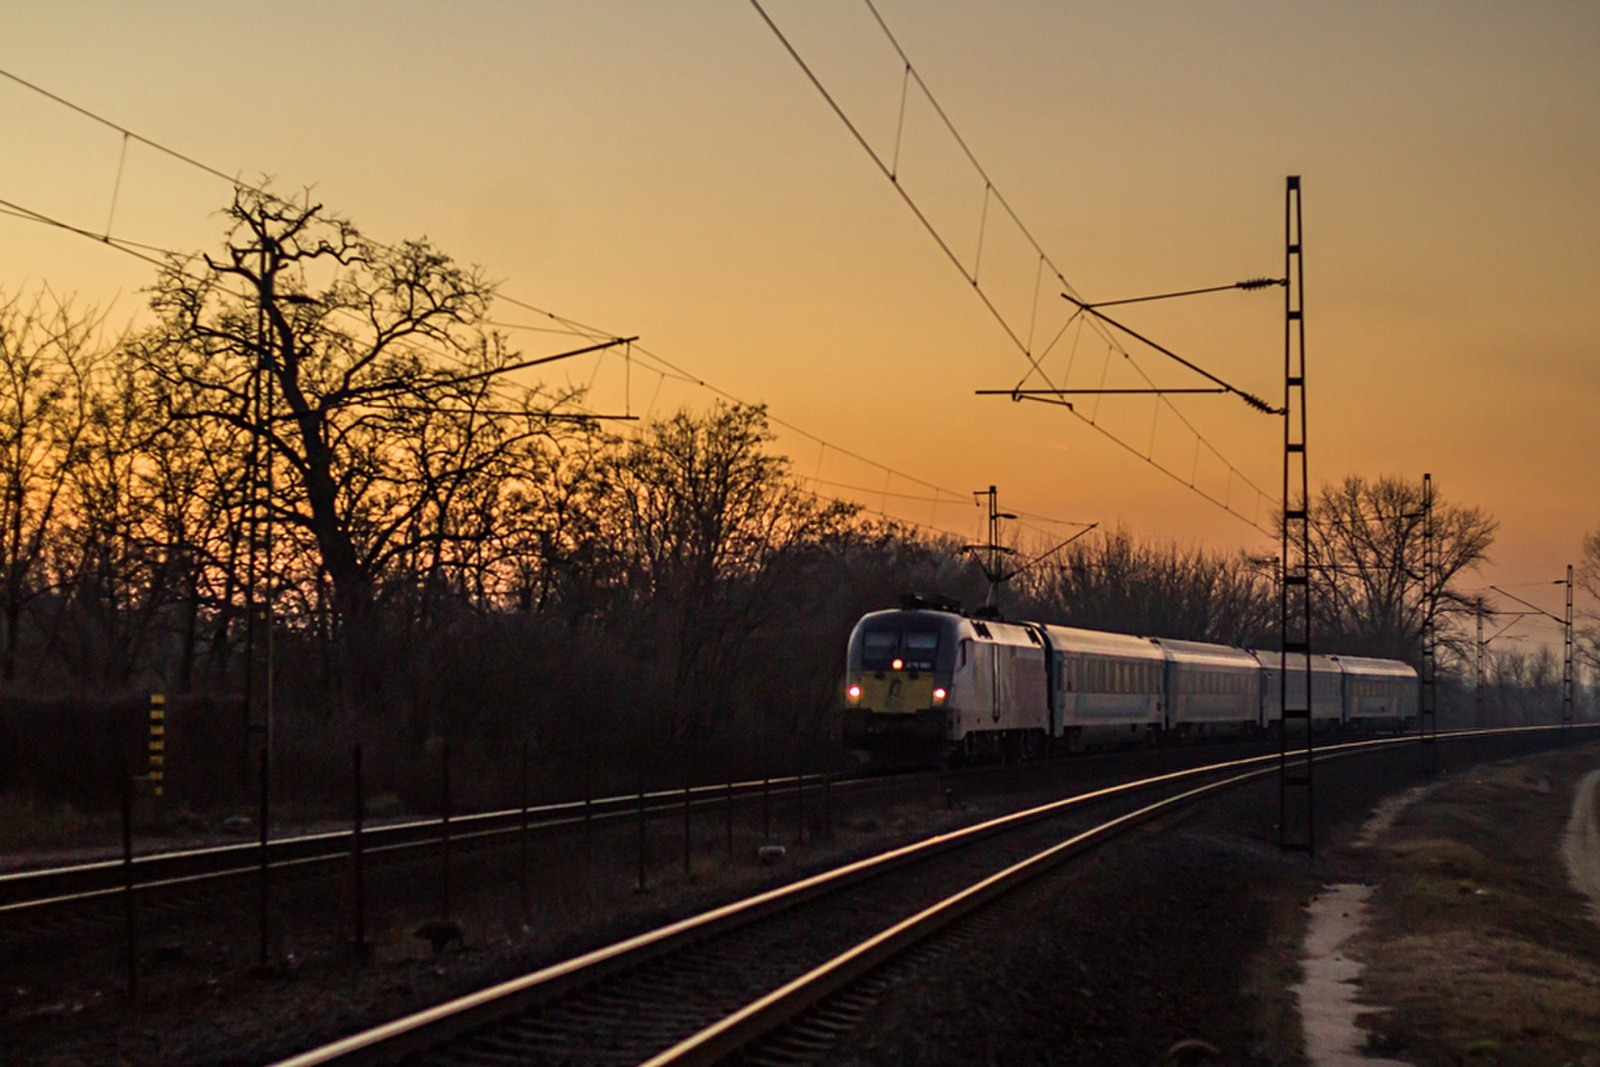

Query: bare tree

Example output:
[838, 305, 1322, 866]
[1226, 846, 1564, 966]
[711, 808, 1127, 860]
[0, 288, 108, 680]
[1017, 527, 1276, 646]
[596, 402, 856, 737]
[1303, 474, 1496, 664]
[1573, 529, 1600, 676]
[140, 189, 557, 647]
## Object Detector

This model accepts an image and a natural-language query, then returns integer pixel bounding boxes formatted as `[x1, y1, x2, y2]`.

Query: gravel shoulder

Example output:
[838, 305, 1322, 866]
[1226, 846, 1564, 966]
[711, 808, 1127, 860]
[820, 738, 1600, 1067]
[822, 790, 1316, 1066]
[7, 738, 1596, 1066]
[0, 763, 1105, 1065]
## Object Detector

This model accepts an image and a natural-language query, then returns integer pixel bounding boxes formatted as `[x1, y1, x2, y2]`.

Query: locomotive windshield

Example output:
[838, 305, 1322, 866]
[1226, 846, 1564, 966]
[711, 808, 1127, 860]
[861, 629, 939, 671]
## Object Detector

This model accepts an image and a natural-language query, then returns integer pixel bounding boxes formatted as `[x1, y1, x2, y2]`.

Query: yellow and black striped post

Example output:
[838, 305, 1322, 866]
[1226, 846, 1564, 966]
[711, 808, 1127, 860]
[148, 693, 165, 798]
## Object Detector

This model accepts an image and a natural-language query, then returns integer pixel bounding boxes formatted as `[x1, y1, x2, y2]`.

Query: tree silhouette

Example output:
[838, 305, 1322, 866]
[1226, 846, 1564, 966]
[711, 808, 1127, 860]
[1304, 474, 1496, 664]
[140, 189, 558, 649]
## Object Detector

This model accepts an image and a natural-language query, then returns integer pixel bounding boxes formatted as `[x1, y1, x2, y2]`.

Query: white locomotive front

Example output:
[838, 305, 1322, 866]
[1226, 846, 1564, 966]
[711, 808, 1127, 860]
[844, 607, 1047, 766]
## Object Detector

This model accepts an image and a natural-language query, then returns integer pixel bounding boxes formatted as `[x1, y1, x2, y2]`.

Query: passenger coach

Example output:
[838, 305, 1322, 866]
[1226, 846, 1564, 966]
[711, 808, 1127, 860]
[844, 600, 1419, 768]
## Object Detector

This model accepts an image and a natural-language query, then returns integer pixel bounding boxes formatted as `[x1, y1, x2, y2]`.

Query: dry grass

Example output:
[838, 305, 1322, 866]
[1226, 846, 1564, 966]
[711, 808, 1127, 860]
[1351, 747, 1600, 1066]
[0, 794, 107, 854]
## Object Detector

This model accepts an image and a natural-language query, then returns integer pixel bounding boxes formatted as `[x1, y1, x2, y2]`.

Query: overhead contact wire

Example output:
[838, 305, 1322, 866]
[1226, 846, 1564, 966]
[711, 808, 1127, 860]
[752, 2, 1277, 533]
[0, 65, 1084, 535]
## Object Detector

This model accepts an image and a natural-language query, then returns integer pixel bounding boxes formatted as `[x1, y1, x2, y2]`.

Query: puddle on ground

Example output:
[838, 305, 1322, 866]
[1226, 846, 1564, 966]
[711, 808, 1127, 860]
[1292, 883, 1407, 1066]
[1561, 767, 1600, 929]
[1348, 783, 1440, 849]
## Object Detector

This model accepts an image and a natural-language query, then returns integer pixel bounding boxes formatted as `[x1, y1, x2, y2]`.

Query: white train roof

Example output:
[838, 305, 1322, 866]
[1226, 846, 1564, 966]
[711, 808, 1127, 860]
[1153, 637, 1262, 671]
[1330, 655, 1418, 679]
[855, 607, 1418, 676]
[1248, 650, 1344, 674]
[1039, 625, 1165, 661]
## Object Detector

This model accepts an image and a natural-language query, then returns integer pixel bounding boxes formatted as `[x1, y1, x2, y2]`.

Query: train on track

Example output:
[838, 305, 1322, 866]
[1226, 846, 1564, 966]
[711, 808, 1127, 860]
[843, 597, 1418, 768]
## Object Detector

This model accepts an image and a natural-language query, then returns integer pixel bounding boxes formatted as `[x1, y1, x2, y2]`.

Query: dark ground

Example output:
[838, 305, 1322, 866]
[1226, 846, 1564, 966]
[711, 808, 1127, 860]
[817, 782, 1312, 1066]
[820, 734, 1597, 1067]
[3, 731, 1592, 1066]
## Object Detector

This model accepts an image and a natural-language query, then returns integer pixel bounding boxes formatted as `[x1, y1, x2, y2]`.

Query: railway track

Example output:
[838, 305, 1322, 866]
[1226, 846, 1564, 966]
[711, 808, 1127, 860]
[269, 726, 1595, 1067]
[0, 736, 1283, 919]
[0, 773, 835, 916]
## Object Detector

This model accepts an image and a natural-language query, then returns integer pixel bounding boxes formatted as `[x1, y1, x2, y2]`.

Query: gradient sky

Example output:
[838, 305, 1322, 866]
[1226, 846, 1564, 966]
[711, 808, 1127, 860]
[1, 1, 1596, 651]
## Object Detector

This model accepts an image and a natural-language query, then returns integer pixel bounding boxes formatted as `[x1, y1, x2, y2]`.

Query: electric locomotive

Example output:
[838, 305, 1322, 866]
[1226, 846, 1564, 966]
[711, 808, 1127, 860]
[843, 599, 1047, 767]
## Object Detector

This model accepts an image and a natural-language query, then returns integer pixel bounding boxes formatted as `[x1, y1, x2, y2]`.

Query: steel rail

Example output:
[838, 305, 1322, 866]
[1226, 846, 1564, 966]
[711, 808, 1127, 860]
[0, 773, 831, 915]
[0, 741, 1272, 914]
[6, 725, 1587, 920]
[641, 764, 1278, 1066]
[654, 724, 1600, 1065]
[265, 725, 1593, 1067]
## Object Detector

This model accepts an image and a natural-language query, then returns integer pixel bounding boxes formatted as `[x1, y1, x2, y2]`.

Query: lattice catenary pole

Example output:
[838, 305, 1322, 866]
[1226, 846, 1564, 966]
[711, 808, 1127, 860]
[1279, 176, 1314, 855]
[1564, 564, 1575, 727]
[1419, 472, 1437, 774]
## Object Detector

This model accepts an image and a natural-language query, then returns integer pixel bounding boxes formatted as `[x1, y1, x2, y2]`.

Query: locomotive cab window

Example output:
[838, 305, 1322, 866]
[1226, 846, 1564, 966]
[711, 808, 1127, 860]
[863, 632, 896, 669]
[861, 630, 939, 671]
[902, 632, 938, 670]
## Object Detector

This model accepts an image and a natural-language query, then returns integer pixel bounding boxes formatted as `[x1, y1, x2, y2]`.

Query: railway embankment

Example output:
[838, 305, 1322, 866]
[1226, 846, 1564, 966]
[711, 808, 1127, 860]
[1321, 743, 1600, 1066]
[6, 737, 1595, 1066]
[818, 737, 1600, 1067]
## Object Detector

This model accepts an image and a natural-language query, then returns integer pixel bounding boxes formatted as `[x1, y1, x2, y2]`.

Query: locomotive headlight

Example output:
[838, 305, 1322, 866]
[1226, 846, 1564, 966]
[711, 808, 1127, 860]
[933, 687, 947, 703]
[847, 684, 862, 702]
[892, 658, 904, 671]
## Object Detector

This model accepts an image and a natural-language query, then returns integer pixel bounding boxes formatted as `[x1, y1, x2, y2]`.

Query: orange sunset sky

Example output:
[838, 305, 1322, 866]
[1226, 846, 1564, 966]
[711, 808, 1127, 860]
[1, 1, 1596, 652]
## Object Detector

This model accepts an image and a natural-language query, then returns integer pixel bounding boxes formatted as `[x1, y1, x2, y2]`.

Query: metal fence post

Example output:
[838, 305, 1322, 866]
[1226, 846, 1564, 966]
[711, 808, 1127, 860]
[440, 739, 452, 921]
[583, 736, 594, 887]
[682, 762, 692, 879]
[822, 772, 831, 840]
[351, 744, 366, 958]
[520, 740, 531, 924]
[636, 771, 648, 893]
[794, 771, 804, 845]
[122, 767, 137, 1003]
[258, 745, 270, 965]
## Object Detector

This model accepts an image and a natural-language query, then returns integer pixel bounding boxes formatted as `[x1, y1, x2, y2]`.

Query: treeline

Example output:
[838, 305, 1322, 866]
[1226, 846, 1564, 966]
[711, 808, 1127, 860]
[0, 189, 1531, 813]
